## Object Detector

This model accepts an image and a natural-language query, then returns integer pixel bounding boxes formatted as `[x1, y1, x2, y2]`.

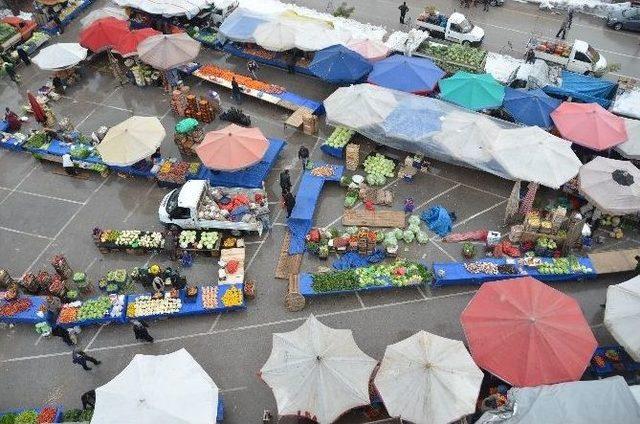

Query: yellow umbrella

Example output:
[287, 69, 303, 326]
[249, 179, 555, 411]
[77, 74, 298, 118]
[97, 116, 165, 166]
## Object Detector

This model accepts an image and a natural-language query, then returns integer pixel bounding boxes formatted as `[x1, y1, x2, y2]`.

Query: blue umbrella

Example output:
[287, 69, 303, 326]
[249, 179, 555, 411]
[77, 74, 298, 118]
[367, 55, 445, 93]
[308, 44, 372, 84]
[381, 97, 443, 140]
[502, 88, 561, 128]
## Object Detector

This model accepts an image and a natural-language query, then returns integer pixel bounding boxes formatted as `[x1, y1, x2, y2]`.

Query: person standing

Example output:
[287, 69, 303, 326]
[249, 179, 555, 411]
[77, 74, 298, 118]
[72, 349, 101, 371]
[17, 47, 31, 66]
[4, 108, 21, 132]
[62, 153, 78, 176]
[231, 77, 242, 103]
[279, 169, 292, 194]
[52, 76, 65, 94]
[52, 325, 75, 346]
[398, 2, 409, 24]
[46, 295, 62, 321]
[247, 60, 259, 79]
[298, 146, 310, 170]
[132, 320, 154, 343]
[52, 13, 64, 34]
[164, 228, 178, 261]
[3, 61, 19, 84]
[567, 9, 574, 29]
[483, 0, 490, 12]
[556, 15, 569, 39]
[524, 47, 536, 64]
[81, 390, 96, 410]
[283, 190, 296, 218]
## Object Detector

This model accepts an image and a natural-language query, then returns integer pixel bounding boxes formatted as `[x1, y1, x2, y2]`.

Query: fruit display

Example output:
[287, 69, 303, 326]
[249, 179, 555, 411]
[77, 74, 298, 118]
[157, 160, 191, 185]
[0, 298, 32, 316]
[13, 410, 37, 424]
[221, 285, 243, 307]
[58, 306, 78, 323]
[534, 40, 571, 57]
[310, 165, 336, 177]
[536, 237, 557, 251]
[324, 127, 355, 149]
[36, 407, 56, 424]
[363, 154, 395, 186]
[202, 286, 218, 309]
[537, 256, 592, 275]
[76, 296, 112, 321]
[129, 295, 182, 317]
[196, 64, 285, 94]
[20, 31, 50, 55]
[418, 42, 486, 73]
[464, 261, 500, 275]
[243, 45, 277, 60]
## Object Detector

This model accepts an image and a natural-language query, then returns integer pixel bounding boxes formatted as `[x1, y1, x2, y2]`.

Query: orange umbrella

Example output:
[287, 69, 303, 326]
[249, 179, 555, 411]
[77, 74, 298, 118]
[460, 277, 597, 387]
[113, 28, 161, 57]
[196, 124, 269, 171]
[28, 92, 46, 124]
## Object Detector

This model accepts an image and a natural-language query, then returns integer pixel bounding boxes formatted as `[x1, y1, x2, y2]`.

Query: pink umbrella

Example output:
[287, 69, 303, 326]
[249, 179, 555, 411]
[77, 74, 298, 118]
[113, 28, 161, 57]
[347, 38, 390, 61]
[551, 102, 628, 151]
[196, 124, 269, 171]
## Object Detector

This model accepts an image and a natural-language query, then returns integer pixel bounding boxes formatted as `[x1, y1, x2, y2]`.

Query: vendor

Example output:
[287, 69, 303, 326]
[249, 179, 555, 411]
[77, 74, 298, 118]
[51, 76, 65, 94]
[4, 107, 21, 132]
[62, 153, 78, 176]
[164, 229, 178, 261]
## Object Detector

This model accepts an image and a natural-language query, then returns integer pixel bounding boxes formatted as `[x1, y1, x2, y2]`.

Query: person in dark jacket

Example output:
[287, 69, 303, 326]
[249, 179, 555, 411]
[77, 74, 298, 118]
[4, 107, 21, 132]
[482, 0, 490, 12]
[298, 146, 310, 170]
[81, 390, 96, 410]
[132, 320, 154, 343]
[52, 325, 75, 346]
[17, 47, 31, 66]
[164, 229, 178, 261]
[3, 61, 18, 84]
[52, 76, 65, 94]
[279, 169, 292, 194]
[556, 16, 570, 39]
[231, 77, 242, 103]
[72, 349, 101, 371]
[283, 191, 296, 218]
[524, 48, 536, 64]
[398, 2, 409, 24]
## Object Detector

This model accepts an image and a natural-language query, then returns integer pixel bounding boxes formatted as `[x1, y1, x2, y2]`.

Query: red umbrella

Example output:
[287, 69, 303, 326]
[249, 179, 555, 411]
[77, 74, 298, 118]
[551, 102, 628, 151]
[27, 91, 46, 124]
[113, 28, 160, 57]
[196, 124, 269, 171]
[460, 277, 597, 387]
[79, 17, 130, 53]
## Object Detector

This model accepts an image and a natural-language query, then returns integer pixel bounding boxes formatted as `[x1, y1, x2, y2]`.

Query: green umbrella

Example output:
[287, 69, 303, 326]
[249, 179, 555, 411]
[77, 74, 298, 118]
[438, 71, 505, 111]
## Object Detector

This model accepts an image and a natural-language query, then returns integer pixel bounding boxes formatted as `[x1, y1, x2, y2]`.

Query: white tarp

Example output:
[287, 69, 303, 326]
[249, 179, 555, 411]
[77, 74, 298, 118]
[484, 52, 523, 85]
[616, 118, 640, 159]
[112, 0, 215, 18]
[612, 88, 640, 120]
[477, 376, 640, 424]
[605, 276, 640, 361]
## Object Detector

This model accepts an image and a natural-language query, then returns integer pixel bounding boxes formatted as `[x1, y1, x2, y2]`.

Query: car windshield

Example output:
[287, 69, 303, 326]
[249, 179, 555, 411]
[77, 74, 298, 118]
[166, 189, 180, 215]
[586, 45, 600, 63]
[459, 18, 473, 33]
[622, 9, 636, 18]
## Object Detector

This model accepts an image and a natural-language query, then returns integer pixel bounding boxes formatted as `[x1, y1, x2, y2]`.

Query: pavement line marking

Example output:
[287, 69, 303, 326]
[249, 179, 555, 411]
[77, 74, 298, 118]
[85, 256, 99, 273]
[429, 238, 457, 262]
[1, 287, 479, 363]
[75, 87, 121, 130]
[0, 226, 54, 240]
[244, 240, 266, 245]
[83, 100, 133, 113]
[220, 386, 248, 393]
[11, 189, 85, 205]
[207, 314, 221, 333]
[453, 200, 507, 228]
[84, 324, 106, 351]
[0, 164, 38, 207]
[416, 286, 429, 300]
[429, 173, 508, 199]
[597, 48, 640, 60]
[34, 334, 44, 346]
[414, 183, 462, 211]
[271, 222, 287, 227]
[354, 291, 366, 309]
[25, 176, 111, 274]
[124, 181, 156, 223]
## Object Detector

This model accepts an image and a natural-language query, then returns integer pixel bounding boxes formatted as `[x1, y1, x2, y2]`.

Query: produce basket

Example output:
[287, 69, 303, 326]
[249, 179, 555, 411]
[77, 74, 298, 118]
[51, 255, 73, 280]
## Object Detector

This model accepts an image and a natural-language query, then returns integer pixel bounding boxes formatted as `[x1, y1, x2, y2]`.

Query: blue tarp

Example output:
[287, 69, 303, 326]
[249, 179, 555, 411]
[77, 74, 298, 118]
[368, 55, 445, 93]
[206, 138, 284, 188]
[380, 97, 443, 140]
[278, 91, 323, 114]
[308, 45, 372, 84]
[0, 295, 48, 324]
[0, 120, 8, 132]
[218, 10, 268, 43]
[502, 87, 561, 128]
[332, 249, 386, 270]
[421, 205, 453, 237]
[543, 71, 618, 108]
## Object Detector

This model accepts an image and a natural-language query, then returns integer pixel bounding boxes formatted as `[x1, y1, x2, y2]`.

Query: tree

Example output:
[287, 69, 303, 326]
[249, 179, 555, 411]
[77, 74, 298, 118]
[333, 2, 355, 18]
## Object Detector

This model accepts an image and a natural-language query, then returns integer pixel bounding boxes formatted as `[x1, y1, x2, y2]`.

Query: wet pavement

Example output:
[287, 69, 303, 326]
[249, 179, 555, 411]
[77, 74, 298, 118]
[0, 1, 638, 422]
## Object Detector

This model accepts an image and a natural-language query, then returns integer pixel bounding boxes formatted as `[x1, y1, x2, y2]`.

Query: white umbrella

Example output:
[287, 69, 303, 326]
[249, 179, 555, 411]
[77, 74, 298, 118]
[295, 28, 342, 52]
[80, 6, 127, 27]
[579, 157, 640, 215]
[435, 113, 502, 168]
[615, 118, 640, 160]
[137, 33, 201, 71]
[91, 349, 219, 424]
[260, 314, 377, 424]
[324, 84, 398, 129]
[375, 331, 483, 424]
[489, 126, 582, 189]
[605, 276, 640, 362]
[32, 43, 88, 70]
[347, 38, 390, 61]
[253, 21, 297, 52]
[97, 116, 165, 166]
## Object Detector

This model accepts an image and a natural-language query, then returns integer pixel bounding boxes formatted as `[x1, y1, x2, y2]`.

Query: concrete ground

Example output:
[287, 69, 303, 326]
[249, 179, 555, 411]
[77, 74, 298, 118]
[0, 0, 638, 422]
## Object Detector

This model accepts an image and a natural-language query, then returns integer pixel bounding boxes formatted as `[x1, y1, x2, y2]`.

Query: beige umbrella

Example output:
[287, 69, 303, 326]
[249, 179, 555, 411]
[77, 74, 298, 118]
[137, 33, 201, 71]
[253, 21, 297, 52]
[324, 84, 398, 129]
[615, 118, 640, 160]
[97, 116, 165, 166]
[579, 157, 640, 215]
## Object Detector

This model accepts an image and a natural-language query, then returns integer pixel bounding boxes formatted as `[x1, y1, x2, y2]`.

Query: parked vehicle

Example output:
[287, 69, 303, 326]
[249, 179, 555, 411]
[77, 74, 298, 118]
[606, 7, 640, 32]
[528, 37, 607, 76]
[415, 11, 484, 45]
[159, 180, 268, 235]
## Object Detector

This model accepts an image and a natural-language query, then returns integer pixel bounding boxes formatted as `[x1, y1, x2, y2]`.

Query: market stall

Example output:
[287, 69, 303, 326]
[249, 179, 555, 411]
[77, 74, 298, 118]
[590, 345, 640, 378]
[0, 406, 63, 424]
[40, 0, 96, 35]
[367, 55, 445, 94]
[0, 291, 48, 325]
[56, 294, 127, 328]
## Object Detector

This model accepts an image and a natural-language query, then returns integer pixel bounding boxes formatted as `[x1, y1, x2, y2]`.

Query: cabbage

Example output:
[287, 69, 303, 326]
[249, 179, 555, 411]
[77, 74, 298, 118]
[383, 234, 397, 248]
[408, 215, 421, 226]
[408, 223, 421, 235]
[346, 226, 358, 235]
[394, 228, 404, 239]
[403, 230, 415, 243]
[416, 231, 429, 244]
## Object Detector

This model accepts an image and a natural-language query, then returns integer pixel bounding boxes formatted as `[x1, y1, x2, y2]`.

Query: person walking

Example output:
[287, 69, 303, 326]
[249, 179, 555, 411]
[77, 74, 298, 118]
[132, 319, 154, 343]
[283, 190, 296, 218]
[81, 390, 96, 410]
[279, 169, 292, 194]
[398, 2, 409, 24]
[52, 13, 64, 34]
[556, 15, 569, 39]
[524, 47, 536, 64]
[298, 146, 310, 170]
[247, 60, 259, 79]
[52, 325, 76, 346]
[567, 9, 574, 29]
[72, 349, 101, 371]
[3, 61, 19, 84]
[17, 47, 31, 66]
[231, 77, 242, 103]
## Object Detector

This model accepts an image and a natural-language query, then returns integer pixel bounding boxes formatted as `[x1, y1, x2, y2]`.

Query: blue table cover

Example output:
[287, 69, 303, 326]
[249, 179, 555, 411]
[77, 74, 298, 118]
[0, 294, 48, 324]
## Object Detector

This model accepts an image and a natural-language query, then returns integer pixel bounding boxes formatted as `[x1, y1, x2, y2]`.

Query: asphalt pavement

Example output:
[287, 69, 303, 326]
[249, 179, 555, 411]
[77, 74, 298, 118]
[0, 1, 638, 422]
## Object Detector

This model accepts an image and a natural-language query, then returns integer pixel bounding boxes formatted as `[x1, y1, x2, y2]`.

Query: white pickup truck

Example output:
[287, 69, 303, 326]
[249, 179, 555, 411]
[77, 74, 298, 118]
[159, 180, 268, 235]
[529, 38, 607, 76]
[415, 11, 484, 45]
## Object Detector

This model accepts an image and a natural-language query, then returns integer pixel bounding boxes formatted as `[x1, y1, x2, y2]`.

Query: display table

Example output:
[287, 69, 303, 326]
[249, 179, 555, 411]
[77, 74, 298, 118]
[222, 42, 315, 77]
[40, 0, 95, 34]
[298, 272, 425, 297]
[590, 345, 640, 377]
[0, 292, 48, 324]
[432, 256, 597, 287]
[0, 406, 63, 423]
[57, 295, 128, 329]
[219, 248, 245, 285]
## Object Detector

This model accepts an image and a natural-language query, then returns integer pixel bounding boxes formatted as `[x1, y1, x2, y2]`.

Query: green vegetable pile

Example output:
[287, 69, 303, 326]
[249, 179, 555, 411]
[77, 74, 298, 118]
[13, 410, 37, 424]
[0, 413, 17, 424]
[23, 132, 49, 150]
[0, 23, 17, 44]
[364, 154, 395, 186]
[62, 408, 93, 422]
[418, 42, 487, 73]
[324, 127, 355, 149]
[537, 256, 591, 275]
[311, 269, 359, 292]
[193, 29, 217, 45]
[70, 144, 91, 159]
[77, 296, 112, 321]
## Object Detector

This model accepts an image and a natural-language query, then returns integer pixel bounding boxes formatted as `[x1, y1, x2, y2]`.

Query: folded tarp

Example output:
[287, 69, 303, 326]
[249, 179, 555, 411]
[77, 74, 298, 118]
[543, 70, 618, 108]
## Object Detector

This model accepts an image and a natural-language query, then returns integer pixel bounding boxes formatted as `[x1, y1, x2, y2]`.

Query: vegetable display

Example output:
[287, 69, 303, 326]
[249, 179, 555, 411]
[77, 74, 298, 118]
[179, 231, 219, 250]
[128, 296, 182, 317]
[363, 154, 395, 186]
[324, 127, 355, 149]
[13, 410, 37, 424]
[196, 64, 284, 94]
[61, 409, 93, 423]
[0, 298, 32, 316]
[76, 296, 112, 321]
[202, 286, 218, 309]
[418, 42, 486, 73]
[537, 256, 592, 275]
